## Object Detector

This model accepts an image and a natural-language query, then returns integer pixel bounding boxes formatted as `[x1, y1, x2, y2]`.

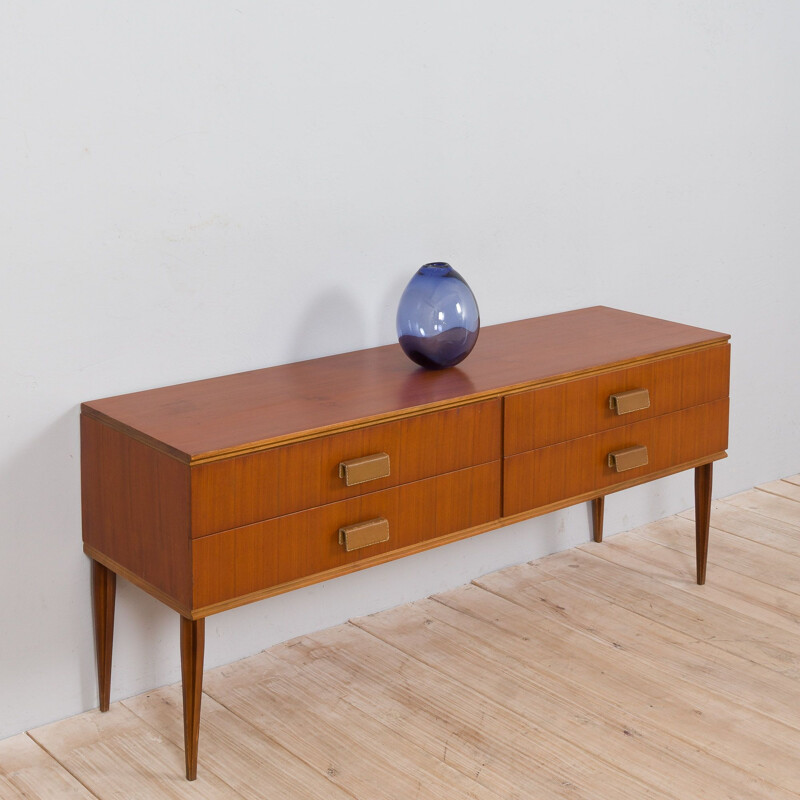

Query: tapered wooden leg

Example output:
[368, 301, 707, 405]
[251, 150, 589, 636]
[91, 560, 116, 712]
[591, 497, 605, 543]
[695, 463, 713, 585]
[180, 616, 205, 781]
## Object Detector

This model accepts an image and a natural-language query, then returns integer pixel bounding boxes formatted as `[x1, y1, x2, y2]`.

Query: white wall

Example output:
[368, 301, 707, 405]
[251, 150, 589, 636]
[2, 1, 798, 739]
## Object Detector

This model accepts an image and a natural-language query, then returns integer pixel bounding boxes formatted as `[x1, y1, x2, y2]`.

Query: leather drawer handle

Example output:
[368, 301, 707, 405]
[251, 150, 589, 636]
[338, 453, 390, 486]
[608, 445, 649, 472]
[338, 518, 390, 552]
[609, 388, 650, 415]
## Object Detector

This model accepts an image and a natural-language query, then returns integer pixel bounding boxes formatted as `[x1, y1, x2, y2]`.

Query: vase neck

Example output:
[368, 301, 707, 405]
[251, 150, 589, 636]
[419, 262, 453, 276]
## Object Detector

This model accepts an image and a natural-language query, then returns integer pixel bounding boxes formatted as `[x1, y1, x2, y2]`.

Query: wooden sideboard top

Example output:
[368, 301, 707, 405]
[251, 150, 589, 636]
[82, 306, 729, 463]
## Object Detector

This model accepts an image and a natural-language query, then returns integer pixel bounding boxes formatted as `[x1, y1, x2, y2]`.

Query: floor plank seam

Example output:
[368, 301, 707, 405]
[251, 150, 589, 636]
[438, 577, 800, 797]
[6, 475, 800, 798]
[465, 575, 799, 717]
[754, 485, 800, 506]
[359, 601, 731, 799]
[754, 484, 800, 506]
[259, 642, 514, 800]
[345, 619, 673, 800]
[534, 546, 800, 707]
[638, 528, 800, 578]
[605, 548, 800, 633]
[675, 514, 800, 558]
[196, 686, 365, 800]
[626, 529, 800, 600]
[118, 695, 255, 800]
[722, 495, 800, 528]
[718, 496, 800, 528]
[435, 593, 799, 799]
[23, 731, 102, 800]
[575, 539, 800, 631]
[680, 501, 798, 531]
[676, 500, 800, 538]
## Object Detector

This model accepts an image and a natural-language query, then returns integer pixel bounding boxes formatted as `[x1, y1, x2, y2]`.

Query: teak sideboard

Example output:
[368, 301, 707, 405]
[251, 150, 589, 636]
[80, 306, 731, 780]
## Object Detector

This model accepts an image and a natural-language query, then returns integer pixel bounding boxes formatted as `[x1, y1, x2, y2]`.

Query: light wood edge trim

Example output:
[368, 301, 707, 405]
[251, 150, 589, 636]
[80, 398, 497, 466]
[182, 340, 731, 463]
[83, 340, 730, 465]
[83, 545, 192, 617]
[189, 452, 726, 619]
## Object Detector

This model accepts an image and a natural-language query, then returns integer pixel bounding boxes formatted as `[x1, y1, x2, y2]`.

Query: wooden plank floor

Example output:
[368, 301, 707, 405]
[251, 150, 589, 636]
[4, 476, 800, 799]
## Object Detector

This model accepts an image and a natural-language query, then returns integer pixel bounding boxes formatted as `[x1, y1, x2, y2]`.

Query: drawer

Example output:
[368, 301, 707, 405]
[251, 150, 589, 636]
[192, 461, 501, 609]
[191, 399, 501, 537]
[504, 345, 730, 455]
[503, 398, 729, 516]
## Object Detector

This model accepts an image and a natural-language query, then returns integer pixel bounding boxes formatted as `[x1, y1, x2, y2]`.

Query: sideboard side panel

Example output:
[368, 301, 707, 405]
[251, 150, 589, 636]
[81, 414, 192, 609]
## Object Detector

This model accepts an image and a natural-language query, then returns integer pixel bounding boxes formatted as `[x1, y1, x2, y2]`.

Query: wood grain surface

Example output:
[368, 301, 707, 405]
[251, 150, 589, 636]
[504, 343, 730, 454]
[20, 480, 800, 799]
[192, 461, 501, 609]
[81, 414, 192, 609]
[694, 463, 713, 585]
[123, 686, 357, 799]
[91, 560, 116, 712]
[503, 398, 729, 515]
[191, 399, 500, 536]
[28, 704, 236, 797]
[0, 733, 96, 799]
[180, 617, 205, 781]
[82, 306, 729, 463]
[356, 584, 800, 796]
[76, 305, 732, 779]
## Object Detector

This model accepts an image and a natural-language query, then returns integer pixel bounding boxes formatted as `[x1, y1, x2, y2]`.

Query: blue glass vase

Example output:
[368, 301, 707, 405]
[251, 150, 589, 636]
[396, 262, 480, 370]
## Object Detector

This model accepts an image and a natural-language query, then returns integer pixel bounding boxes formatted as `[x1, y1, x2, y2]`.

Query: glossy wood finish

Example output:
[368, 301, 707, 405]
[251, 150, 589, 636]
[503, 399, 729, 516]
[180, 616, 204, 781]
[695, 463, 713, 585]
[81, 415, 192, 610]
[191, 399, 500, 537]
[505, 344, 730, 455]
[591, 497, 605, 543]
[91, 560, 116, 712]
[79, 306, 731, 780]
[193, 462, 501, 610]
[190, 455, 725, 619]
[82, 307, 728, 463]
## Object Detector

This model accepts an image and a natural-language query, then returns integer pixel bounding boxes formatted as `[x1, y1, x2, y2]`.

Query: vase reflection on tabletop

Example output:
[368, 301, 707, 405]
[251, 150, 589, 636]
[396, 262, 480, 370]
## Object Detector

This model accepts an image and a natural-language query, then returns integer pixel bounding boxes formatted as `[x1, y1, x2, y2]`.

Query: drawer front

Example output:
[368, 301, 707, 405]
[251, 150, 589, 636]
[504, 345, 730, 455]
[193, 461, 501, 609]
[191, 399, 501, 537]
[503, 398, 729, 516]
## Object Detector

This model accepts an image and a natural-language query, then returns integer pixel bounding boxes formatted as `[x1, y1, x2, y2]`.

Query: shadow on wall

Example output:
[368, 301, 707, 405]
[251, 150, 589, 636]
[378, 270, 411, 344]
[0, 407, 94, 704]
[0, 405, 182, 724]
[290, 288, 367, 363]
[288, 266, 414, 365]
[0, 409, 99, 725]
